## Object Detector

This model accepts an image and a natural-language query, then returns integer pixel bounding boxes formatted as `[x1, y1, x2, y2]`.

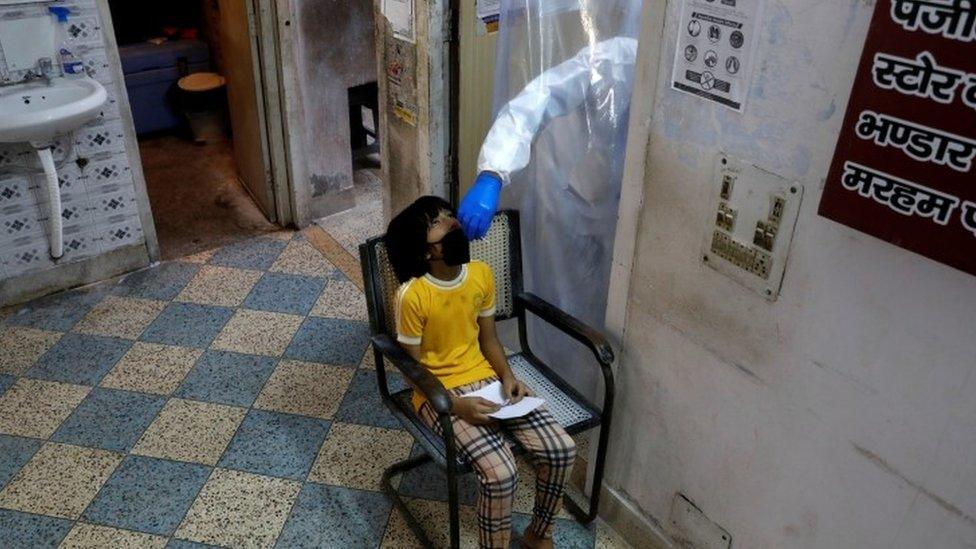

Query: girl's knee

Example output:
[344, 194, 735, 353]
[540, 431, 577, 468]
[478, 458, 519, 495]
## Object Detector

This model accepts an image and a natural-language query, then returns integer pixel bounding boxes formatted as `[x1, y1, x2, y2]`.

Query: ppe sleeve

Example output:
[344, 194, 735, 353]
[396, 284, 426, 346]
[477, 36, 638, 184]
[478, 263, 496, 317]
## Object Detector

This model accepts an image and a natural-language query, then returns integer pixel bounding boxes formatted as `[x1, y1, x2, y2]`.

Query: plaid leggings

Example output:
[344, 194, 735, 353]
[417, 378, 577, 549]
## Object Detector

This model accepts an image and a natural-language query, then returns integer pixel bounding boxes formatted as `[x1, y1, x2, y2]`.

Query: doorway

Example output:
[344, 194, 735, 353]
[314, 81, 382, 256]
[106, 0, 279, 260]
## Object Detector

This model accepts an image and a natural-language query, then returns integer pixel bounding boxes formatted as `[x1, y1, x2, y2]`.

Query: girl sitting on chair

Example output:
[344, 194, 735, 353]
[385, 196, 577, 549]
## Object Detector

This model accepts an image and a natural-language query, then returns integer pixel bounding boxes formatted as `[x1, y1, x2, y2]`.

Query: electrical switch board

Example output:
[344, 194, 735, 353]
[702, 154, 803, 300]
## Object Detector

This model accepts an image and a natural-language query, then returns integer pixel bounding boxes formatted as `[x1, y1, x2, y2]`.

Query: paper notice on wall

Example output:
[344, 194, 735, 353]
[383, 0, 415, 44]
[476, 0, 501, 34]
[476, 0, 500, 20]
[670, 0, 762, 112]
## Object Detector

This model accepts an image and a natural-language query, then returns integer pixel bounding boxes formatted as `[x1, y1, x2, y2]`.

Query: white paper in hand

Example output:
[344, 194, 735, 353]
[489, 396, 546, 419]
[462, 380, 545, 419]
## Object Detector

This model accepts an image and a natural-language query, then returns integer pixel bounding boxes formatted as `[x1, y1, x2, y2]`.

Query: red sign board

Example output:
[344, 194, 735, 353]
[818, 1, 976, 276]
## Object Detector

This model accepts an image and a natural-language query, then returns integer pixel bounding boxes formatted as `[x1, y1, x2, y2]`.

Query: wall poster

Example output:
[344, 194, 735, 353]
[818, 1, 976, 276]
[671, 0, 763, 112]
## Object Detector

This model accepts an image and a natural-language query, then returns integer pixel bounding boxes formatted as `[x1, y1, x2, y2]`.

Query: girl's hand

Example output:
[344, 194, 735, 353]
[452, 396, 500, 425]
[502, 376, 532, 405]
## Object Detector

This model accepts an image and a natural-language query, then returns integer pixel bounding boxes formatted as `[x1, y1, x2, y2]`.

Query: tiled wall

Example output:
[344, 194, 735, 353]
[0, 0, 145, 280]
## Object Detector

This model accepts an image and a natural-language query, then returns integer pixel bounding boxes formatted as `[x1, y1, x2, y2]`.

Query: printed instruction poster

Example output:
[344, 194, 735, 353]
[382, 0, 415, 43]
[671, 0, 762, 112]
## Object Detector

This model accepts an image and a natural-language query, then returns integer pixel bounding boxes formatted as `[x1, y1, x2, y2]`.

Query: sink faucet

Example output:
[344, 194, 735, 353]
[0, 58, 57, 88]
[37, 57, 56, 85]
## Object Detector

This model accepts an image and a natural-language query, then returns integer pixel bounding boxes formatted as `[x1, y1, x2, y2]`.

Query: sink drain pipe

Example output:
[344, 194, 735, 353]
[35, 147, 63, 259]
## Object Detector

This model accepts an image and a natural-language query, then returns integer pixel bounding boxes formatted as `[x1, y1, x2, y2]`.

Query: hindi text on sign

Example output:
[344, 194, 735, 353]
[855, 110, 976, 172]
[890, 0, 976, 42]
[841, 161, 960, 225]
[872, 51, 967, 103]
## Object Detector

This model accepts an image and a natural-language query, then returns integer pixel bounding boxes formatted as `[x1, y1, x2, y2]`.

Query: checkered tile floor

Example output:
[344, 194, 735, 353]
[0, 230, 628, 548]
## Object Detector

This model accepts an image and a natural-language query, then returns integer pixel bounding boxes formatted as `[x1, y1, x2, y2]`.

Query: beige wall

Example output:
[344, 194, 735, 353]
[609, 1, 976, 548]
[457, 3, 497, 195]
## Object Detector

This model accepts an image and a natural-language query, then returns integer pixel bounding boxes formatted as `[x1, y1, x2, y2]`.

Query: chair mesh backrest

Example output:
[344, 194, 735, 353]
[367, 211, 519, 338]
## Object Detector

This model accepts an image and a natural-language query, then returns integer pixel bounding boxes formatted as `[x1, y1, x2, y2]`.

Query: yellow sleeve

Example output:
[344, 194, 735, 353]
[477, 262, 496, 317]
[396, 281, 426, 345]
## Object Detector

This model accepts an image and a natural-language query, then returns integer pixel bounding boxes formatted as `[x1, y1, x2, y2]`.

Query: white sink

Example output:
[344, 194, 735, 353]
[0, 75, 108, 260]
[0, 76, 107, 143]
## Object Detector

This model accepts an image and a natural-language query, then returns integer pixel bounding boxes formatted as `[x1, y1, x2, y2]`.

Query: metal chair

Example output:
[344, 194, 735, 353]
[359, 209, 615, 548]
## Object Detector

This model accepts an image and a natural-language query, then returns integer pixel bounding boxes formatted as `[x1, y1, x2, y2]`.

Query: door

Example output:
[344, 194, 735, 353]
[218, 0, 277, 221]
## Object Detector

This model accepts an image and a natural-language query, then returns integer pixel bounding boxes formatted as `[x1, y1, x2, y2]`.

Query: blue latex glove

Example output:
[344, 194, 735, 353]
[458, 171, 502, 239]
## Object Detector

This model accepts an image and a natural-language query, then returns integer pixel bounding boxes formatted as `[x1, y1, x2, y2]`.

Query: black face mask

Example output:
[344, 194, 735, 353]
[435, 227, 470, 266]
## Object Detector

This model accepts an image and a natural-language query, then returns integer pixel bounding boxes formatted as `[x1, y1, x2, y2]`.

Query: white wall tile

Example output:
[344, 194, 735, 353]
[88, 184, 137, 220]
[95, 215, 143, 252]
[62, 15, 103, 49]
[83, 154, 130, 189]
[78, 44, 112, 84]
[74, 120, 126, 156]
[31, 188, 94, 229]
[0, 204, 44, 240]
[60, 224, 98, 260]
[1, 240, 54, 278]
[0, 176, 36, 209]
[54, 161, 86, 194]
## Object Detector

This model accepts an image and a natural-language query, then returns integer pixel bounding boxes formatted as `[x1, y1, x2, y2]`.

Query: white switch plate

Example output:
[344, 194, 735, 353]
[702, 153, 803, 301]
[669, 493, 732, 549]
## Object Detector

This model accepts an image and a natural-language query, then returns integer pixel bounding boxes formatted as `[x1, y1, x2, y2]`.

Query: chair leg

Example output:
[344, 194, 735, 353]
[446, 463, 461, 549]
[585, 421, 612, 523]
[441, 414, 462, 549]
[564, 424, 612, 524]
[563, 492, 589, 524]
[382, 453, 437, 548]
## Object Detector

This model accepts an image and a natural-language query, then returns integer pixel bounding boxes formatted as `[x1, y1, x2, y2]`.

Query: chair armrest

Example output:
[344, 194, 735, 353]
[371, 334, 453, 415]
[516, 292, 615, 367]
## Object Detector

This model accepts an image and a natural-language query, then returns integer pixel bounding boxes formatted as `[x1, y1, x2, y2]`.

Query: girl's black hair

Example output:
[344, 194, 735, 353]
[385, 196, 454, 283]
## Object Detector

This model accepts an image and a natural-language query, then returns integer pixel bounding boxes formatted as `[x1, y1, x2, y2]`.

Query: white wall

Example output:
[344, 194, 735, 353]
[611, 1, 976, 547]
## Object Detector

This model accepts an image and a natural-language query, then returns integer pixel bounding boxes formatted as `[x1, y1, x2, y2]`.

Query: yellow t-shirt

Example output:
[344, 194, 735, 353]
[396, 261, 498, 409]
